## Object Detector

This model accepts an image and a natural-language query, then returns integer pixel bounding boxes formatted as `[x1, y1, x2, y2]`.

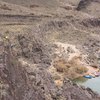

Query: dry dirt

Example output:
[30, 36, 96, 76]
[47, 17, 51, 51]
[0, 0, 100, 100]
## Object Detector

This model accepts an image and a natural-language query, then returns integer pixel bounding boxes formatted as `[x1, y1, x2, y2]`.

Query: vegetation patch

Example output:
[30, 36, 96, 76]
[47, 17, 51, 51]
[53, 57, 88, 79]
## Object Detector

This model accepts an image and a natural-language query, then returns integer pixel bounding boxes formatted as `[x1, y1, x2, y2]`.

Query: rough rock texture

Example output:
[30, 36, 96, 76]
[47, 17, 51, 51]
[0, 33, 100, 100]
[76, 0, 94, 10]
[76, 0, 100, 17]
[0, 0, 100, 100]
[76, 0, 100, 11]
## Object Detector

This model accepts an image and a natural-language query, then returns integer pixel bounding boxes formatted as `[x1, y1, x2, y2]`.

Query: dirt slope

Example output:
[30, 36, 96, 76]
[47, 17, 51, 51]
[2, 0, 59, 8]
[0, 0, 100, 100]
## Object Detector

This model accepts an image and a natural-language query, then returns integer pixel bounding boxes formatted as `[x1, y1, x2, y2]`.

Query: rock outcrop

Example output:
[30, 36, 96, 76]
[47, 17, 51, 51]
[0, 0, 100, 100]
[0, 33, 100, 100]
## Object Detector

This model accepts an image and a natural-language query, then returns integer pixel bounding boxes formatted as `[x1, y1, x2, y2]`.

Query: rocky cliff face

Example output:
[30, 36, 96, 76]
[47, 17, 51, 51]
[0, 0, 100, 100]
[0, 32, 100, 100]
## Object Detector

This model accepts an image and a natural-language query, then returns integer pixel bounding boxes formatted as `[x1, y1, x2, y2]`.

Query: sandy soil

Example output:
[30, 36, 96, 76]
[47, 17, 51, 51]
[85, 66, 100, 77]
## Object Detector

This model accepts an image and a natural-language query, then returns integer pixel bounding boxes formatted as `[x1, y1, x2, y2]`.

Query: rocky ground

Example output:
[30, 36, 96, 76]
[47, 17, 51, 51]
[0, 0, 100, 100]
